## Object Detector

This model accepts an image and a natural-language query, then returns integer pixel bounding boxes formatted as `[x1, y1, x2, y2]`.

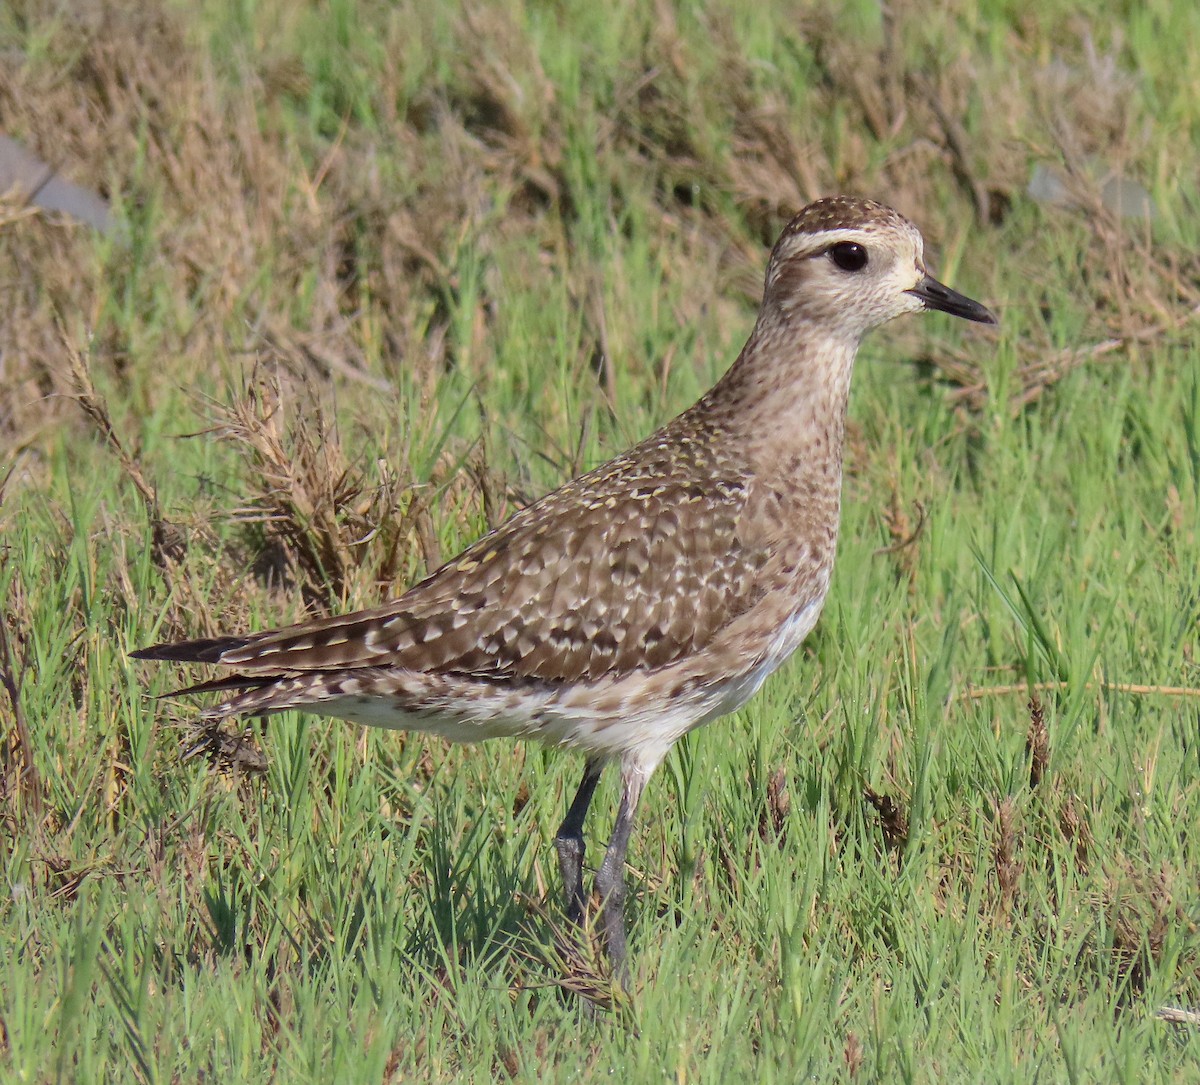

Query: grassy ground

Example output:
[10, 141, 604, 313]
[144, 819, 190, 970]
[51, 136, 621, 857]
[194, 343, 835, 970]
[2, 0, 1199, 1080]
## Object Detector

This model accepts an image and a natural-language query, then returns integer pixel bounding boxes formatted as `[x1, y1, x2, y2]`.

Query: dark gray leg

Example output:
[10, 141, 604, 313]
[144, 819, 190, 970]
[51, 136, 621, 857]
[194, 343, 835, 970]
[593, 765, 646, 978]
[554, 759, 604, 924]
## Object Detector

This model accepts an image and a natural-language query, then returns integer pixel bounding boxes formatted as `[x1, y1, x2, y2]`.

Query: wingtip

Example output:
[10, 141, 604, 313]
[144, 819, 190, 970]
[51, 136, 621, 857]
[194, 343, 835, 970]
[129, 637, 250, 664]
[129, 644, 164, 661]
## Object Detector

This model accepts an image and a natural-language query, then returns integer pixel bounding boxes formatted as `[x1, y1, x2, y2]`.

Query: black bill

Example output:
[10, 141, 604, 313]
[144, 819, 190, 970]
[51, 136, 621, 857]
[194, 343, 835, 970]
[907, 275, 997, 324]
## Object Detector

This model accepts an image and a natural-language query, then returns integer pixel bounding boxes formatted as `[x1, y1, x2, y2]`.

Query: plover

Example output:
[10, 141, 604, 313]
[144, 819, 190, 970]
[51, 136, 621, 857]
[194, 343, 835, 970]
[133, 196, 996, 978]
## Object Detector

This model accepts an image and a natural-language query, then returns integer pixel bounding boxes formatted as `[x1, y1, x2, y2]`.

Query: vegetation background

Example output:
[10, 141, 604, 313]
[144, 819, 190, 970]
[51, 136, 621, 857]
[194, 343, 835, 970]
[2, 0, 1198, 1080]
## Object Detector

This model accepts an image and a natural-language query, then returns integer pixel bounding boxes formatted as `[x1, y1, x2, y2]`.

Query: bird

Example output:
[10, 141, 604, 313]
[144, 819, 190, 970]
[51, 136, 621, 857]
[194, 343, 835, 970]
[132, 196, 996, 980]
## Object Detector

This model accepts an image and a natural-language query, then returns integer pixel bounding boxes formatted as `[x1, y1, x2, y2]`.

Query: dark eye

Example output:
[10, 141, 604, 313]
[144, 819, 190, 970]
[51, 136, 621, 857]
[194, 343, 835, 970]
[828, 242, 868, 272]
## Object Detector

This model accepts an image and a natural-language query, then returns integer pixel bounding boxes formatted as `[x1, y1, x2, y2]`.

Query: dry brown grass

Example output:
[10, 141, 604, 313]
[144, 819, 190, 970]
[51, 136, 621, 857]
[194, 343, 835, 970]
[3, 2, 1185, 470]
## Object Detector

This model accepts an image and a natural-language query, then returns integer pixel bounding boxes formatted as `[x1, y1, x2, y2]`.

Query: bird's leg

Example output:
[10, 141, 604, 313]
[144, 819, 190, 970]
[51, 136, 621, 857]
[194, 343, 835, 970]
[554, 758, 604, 925]
[593, 765, 646, 980]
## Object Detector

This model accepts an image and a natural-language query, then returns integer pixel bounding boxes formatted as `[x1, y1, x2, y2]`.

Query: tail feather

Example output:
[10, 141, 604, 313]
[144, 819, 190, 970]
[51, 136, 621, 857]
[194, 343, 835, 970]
[135, 637, 451, 723]
[198, 673, 346, 720]
[133, 634, 393, 720]
[170, 673, 276, 698]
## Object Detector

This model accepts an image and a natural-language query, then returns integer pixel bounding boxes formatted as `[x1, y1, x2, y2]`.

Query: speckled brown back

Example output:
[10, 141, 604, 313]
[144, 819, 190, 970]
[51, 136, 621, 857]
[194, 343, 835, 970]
[216, 409, 770, 683]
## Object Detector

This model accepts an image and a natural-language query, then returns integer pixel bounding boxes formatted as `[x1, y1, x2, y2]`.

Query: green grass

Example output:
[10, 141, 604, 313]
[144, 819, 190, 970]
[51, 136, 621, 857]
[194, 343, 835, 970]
[2, 0, 1199, 1080]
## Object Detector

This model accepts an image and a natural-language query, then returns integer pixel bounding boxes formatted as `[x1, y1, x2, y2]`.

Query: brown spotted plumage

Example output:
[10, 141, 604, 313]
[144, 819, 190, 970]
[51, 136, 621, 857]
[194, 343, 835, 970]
[134, 197, 996, 980]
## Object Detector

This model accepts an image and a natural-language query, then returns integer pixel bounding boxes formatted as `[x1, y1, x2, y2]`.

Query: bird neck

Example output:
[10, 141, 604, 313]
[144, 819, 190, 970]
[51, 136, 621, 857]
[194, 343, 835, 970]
[675, 315, 862, 575]
[700, 317, 861, 456]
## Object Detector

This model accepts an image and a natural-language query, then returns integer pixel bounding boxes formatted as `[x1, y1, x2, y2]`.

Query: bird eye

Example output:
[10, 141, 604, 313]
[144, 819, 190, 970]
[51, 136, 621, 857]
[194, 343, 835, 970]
[828, 242, 868, 272]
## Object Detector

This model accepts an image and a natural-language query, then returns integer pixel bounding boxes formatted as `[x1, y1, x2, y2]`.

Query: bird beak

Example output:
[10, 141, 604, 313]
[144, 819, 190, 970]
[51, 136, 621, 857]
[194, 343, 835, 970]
[907, 275, 997, 324]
